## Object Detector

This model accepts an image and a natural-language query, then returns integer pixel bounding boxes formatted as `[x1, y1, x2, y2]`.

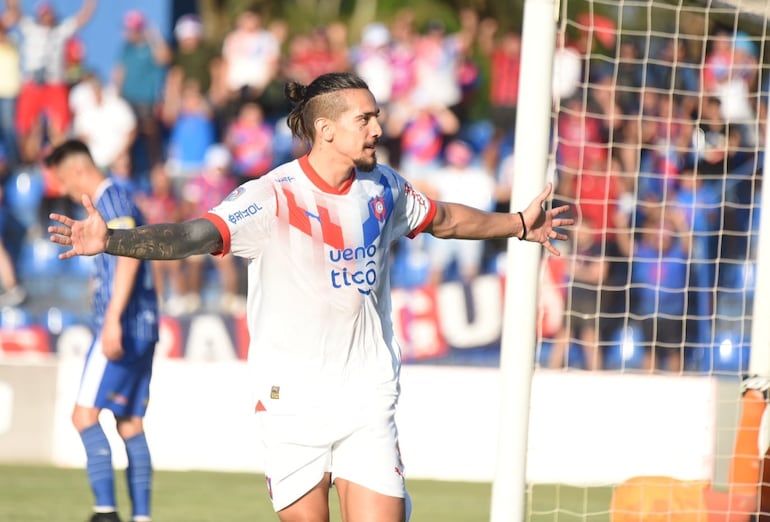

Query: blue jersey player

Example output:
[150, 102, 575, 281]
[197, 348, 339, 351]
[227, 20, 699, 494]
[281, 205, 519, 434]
[46, 140, 159, 522]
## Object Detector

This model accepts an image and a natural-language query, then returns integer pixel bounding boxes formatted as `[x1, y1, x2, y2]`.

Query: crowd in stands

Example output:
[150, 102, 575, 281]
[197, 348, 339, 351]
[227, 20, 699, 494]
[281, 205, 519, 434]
[0, 1, 765, 372]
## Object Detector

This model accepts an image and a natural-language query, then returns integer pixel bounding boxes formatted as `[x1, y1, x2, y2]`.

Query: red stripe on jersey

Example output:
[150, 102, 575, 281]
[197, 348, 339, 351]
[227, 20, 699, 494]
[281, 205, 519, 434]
[407, 197, 437, 238]
[204, 212, 231, 256]
[281, 186, 345, 250]
[283, 187, 312, 235]
[317, 205, 344, 250]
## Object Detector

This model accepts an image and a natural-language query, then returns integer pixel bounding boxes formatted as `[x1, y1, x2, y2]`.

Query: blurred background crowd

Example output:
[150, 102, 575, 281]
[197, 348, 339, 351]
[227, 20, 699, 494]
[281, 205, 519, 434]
[0, 0, 766, 373]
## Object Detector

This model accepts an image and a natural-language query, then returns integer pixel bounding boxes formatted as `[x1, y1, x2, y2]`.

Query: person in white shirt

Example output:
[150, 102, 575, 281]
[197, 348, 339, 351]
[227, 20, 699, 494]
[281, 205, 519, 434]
[48, 72, 572, 522]
[72, 75, 137, 171]
[221, 7, 280, 99]
[4, 0, 97, 163]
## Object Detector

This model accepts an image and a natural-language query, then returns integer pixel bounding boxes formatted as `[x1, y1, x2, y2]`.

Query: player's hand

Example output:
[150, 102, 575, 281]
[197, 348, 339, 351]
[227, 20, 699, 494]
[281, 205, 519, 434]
[48, 194, 109, 259]
[521, 182, 573, 256]
[100, 318, 124, 361]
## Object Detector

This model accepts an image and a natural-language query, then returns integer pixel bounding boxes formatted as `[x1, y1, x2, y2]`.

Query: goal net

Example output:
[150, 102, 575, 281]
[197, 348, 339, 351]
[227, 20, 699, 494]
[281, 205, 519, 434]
[522, 0, 770, 520]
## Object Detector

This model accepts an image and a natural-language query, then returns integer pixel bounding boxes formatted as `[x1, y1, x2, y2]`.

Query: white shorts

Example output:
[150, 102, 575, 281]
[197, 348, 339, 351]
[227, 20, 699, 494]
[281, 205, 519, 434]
[258, 401, 407, 512]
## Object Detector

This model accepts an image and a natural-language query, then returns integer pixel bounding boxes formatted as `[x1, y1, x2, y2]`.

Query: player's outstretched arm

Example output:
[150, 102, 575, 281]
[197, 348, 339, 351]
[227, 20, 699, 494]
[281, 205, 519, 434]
[49, 194, 224, 260]
[427, 183, 573, 256]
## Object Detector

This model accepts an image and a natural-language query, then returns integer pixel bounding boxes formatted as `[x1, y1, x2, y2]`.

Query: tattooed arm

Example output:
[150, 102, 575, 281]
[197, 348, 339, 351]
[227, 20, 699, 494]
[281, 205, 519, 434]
[106, 220, 223, 259]
[49, 194, 223, 260]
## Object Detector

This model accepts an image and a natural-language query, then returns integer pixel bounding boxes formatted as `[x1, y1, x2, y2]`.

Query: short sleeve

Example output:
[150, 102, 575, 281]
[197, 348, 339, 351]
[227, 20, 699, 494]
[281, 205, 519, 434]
[384, 168, 436, 240]
[204, 178, 277, 258]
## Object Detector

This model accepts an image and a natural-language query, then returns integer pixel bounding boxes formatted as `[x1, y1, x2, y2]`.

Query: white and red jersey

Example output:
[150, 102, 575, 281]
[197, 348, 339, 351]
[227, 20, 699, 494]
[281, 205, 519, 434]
[206, 155, 435, 416]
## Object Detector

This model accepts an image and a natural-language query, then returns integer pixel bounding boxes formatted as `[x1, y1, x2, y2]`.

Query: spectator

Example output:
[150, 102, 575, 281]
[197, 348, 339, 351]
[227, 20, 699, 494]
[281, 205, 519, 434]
[0, 183, 25, 307]
[647, 37, 700, 117]
[552, 29, 583, 104]
[135, 162, 186, 314]
[5, 0, 98, 164]
[482, 31, 521, 170]
[71, 75, 137, 172]
[555, 96, 606, 199]
[162, 13, 223, 127]
[691, 96, 745, 179]
[113, 9, 171, 171]
[179, 144, 244, 316]
[615, 208, 692, 373]
[413, 19, 462, 110]
[168, 14, 218, 96]
[283, 26, 348, 86]
[224, 101, 274, 184]
[672, 164, 722, 348]
[220, 7, 280, 103]
[449, 8, 484, 123]
[388, 9, 418, 103]
[614, 39, 644, 115]
[164, 79, 216, 197]
[0, 19, 20, 169]
[352, 22, 394, 107]
[422, 140, 496, 284]
[383, 9, 419, 168]
[386, 92, 460, 181]
[548, 215, 609, 371]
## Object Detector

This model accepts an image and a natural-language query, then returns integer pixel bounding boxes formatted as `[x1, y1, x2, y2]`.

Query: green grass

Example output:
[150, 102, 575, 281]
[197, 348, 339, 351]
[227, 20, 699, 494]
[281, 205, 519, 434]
[0, 465, 613, 521]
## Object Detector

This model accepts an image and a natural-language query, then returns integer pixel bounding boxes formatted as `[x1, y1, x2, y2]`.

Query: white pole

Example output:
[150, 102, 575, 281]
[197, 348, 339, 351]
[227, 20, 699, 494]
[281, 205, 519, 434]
[490, 0, 556, 520]
[748, 103, 770, 377]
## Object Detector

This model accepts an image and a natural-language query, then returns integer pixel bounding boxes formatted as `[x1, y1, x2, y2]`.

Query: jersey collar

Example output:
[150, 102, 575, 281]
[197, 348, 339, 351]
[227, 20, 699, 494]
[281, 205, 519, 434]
[298, 154, 355, 195]
[93, 177, 113, 203]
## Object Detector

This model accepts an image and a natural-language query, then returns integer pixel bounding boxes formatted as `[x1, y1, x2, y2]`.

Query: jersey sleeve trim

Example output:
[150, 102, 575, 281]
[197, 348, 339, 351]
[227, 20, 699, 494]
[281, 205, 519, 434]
[204, 212, 231, 257]
[407, 197, 437, 239]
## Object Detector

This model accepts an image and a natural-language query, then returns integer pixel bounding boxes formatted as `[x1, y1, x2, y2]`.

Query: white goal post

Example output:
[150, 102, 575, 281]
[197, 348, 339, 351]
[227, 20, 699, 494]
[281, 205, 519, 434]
[493, 0, 770, 520]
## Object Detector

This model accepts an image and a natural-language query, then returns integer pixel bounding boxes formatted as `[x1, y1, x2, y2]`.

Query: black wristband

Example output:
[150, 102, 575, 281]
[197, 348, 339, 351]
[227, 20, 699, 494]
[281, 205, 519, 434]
[517, 211, 527, 241]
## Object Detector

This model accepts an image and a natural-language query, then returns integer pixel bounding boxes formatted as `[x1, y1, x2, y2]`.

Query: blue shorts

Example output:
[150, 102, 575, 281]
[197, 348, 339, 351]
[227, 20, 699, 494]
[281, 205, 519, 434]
[75, 335, 156, 418]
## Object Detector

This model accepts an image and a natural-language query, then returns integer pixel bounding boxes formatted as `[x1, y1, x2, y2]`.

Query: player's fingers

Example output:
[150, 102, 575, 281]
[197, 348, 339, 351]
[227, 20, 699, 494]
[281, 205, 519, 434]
[58, 249, 77, 260]
[47, 225, 71, 237]
[552, 217, 574, 228]
[536, 182, 553, 203]
[49, 212, 73, 226]
[543, 241, 560, 256]
[550, 205, 572, 218]
[552, 231, 569, 241]
[81, 194, 96, 213]
[49, 234, 72, 246]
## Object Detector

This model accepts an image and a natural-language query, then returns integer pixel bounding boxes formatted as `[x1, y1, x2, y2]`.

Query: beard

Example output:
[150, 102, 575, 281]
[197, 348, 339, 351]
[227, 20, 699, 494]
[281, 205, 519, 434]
[354, 152, 377, 172]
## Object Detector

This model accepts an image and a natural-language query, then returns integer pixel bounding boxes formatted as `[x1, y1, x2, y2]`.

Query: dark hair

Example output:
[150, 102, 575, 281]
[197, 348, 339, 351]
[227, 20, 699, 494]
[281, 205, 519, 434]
[44, 139, 95, 167]
[285, 72, 370, 143]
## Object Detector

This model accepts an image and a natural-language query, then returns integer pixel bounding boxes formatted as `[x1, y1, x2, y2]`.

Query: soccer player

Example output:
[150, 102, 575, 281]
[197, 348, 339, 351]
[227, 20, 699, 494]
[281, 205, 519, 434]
[48, 72, 572, 522]
[45, 140, 159, 522]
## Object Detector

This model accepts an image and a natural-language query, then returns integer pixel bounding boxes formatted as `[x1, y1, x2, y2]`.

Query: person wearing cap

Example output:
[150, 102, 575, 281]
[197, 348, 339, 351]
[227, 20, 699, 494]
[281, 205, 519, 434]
[162, 14, 221, 153]
[352, 22, 394, 108]
[4, 0, 98, 164]
[113, 10, 171, 171]
[166, 14, 219, 97]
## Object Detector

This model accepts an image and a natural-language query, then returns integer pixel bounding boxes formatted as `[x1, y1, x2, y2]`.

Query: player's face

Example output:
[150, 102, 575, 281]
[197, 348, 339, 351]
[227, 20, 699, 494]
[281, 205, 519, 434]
[51, 158, 86, 202]
[331, 89, 382, 172]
